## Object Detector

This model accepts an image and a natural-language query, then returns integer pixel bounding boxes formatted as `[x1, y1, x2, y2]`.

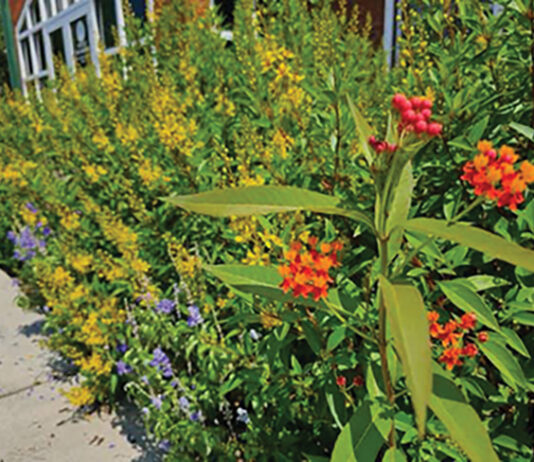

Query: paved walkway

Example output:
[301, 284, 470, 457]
[0, 271, 155, 462]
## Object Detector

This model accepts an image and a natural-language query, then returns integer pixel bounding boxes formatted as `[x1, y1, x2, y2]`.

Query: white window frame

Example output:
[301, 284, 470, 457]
[14, 0, 153, 94]
[15, 0, 102, 94]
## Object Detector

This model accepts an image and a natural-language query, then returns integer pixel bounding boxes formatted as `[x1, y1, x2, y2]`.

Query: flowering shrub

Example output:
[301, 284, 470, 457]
[0, 0, 533, 461]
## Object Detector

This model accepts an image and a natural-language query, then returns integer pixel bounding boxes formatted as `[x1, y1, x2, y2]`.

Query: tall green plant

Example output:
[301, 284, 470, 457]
[168, 94, 534, 460]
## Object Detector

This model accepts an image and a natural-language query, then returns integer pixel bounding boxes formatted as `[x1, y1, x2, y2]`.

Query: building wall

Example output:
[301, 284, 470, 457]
[8, 0, 24, 23]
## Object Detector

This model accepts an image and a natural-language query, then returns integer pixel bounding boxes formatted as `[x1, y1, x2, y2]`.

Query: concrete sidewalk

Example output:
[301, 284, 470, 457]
[0, 271, 155, 462]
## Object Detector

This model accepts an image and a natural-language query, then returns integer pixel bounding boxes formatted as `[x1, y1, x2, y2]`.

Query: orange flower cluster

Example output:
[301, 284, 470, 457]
[428, 311, 480, 370]
[278, 237, 342, 301]
[461, 140, 534, 211]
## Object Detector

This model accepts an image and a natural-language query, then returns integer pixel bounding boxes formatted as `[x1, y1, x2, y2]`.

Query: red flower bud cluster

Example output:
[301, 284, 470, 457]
[392, 93, 442, 136]
[335, 375, 364, 388]
[278, 236, 343, 302]
[427, 311, 480, 371]
[368, 135, 397, 154]
[461, 140, 534, 211]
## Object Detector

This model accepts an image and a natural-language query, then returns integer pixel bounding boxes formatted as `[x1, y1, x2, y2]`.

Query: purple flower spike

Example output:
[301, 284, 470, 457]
[151, 395, 163, 410]
[155, 299, 175, 314]
[190, 410, 202, 422]
[178, 396, 190, 411]
[187, 305, 203, 327]
[149, 347, 173, 378]
[116, 360, 132, 376]
[26, 202, 38, 213]
[116, 343, 129, 354]
[158, 439, 171, 453]
[7, 231, 17, 242]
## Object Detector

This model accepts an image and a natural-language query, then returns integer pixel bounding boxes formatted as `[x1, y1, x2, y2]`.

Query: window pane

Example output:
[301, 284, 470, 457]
[71, 16, 90, 67]
[129, 0, 147, 21]
[21, 38, 34, 76]
[39, 75, 49, 89]
[30, 0, 42, 25]
[20, 16, 28, 33]
[55, 0, 63, 13]
[33, 30, 46, 71]
[214, 0, 236, 28]
[50, 27, 66, 64]
[44, 0, 53, 18]
[95, 0, 118, 49]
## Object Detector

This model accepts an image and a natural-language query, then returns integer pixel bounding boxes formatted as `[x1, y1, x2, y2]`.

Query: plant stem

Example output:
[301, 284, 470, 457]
[377, 235, 396, 449]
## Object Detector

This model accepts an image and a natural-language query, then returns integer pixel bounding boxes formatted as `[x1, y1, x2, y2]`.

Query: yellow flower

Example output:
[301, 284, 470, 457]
[60, 212, 81, 231]
[131, 258, 150, 273]
[242, 245, 270, 266]
[138, 159, 163, 186]
[260, 311, 282, 329]
[83, 164, 107, 183]
[76, 352, 112, 376]
[70, 254, 93, 273]
[69, 284, 88, 301]
[51, 267, 74, 287]
[116, 123, 139, 145]
[62, 386, 95, 407]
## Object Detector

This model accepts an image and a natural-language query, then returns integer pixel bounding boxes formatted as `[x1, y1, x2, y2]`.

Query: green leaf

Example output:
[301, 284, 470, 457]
[438, 280, 499, 330]
[430, 366, 500, 462]
[386, 162, 414, 261]
[346, 95, 374, 166]
[406, 218, 534, 272]
[510, 122, 534, 142]
[326, 392, 346, 430]
[302, 320, 322, 355]
[501, 327, 530, 358]
[511, 311, 534, 326]
[330, 402, 390, 462]
[327, 326, 346, 352]
[468, 115, 490, 143]
[478, 338, 529, 390]
[380, 278, 432, 437]
[463, 275, 510, 292]
[204, 264, 352, 319]
[383, 448, 408, 462]
[166, 185, 374, 231]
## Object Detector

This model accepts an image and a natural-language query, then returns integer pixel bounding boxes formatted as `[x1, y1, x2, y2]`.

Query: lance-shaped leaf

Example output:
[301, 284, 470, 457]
[204, 264, 350, 318]
[166, 185, 374, 231]
[478, 338, 529, 390]
[346, 96, 374, 166]
[438, 280, 499, 330]
[406, 218, 534, 272]
[330, 402, 390, 462]
[383, 448, 408, 462]
[379, 277, 432, 437]
[386, 162, 414, 262]
[430, 366, 500, 462]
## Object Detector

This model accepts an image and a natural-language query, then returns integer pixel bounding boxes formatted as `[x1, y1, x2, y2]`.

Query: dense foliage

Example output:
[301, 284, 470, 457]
[0, 0, 532, 460]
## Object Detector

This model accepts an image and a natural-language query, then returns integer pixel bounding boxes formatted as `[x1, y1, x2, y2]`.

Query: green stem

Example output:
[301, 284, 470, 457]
[392, 196, 485, 278]
[377, 235, 396, 449]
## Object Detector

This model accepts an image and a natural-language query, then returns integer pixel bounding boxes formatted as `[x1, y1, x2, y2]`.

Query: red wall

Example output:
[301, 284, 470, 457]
[9, 0, 25, 24]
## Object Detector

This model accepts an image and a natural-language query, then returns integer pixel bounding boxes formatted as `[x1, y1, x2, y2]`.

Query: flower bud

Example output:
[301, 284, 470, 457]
[487, 149, 497, 159]
[414, 120, 428, 134]
[421, 98, 433, 109]
[336, 376, 346, 387]
[427, 122, 442, 136]
[410, 97, 422, 109]
[353, 375, 364, 387]
[501, 154, 513, 163]
[392, 93, 408, 109]
[402, 109, 417, 123]
[421, 108, 432, 120]
[477, 332, 489, 343]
